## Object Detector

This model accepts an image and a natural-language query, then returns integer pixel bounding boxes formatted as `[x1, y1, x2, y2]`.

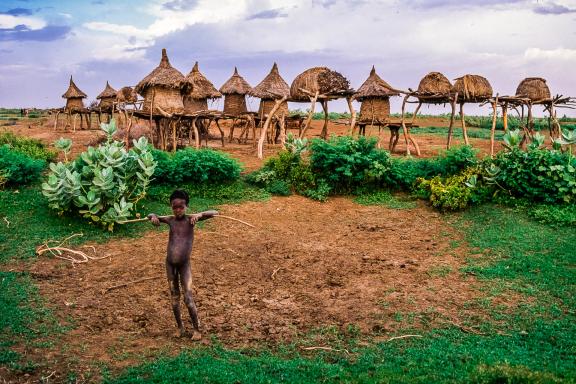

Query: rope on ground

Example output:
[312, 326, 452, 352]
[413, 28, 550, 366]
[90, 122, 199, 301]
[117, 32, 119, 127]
[35, 233, 109, 264]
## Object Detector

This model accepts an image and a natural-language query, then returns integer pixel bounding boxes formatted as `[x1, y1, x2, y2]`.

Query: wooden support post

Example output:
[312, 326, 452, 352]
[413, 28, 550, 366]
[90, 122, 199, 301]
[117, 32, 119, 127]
[502, 102, 508, 132]
[347, 96, 356, 136]
[299, 91, 319, 139]
[192, 117, 200, 148]
[72, 113, 77, 132]
[214, 118, 224, 147]
[490, 95, 499, 157]
[320, 100, 329, 140]
[258, 96, 288, 159]
[460, 103, 469, 145]
[447, 93, 458, 149]
[53, 111, 60, 131]
[410, 102, 422, 127]
[279, 114, 287, 146]
[400, 95, 412, 155]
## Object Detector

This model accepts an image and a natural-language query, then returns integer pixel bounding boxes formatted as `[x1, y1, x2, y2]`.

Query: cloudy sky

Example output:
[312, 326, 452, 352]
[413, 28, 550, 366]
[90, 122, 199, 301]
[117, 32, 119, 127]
[1, 0, 575, 116]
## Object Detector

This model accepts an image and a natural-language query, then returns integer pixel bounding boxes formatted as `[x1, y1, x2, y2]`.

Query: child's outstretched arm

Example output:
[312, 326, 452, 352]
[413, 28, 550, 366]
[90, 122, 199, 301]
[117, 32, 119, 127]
[147, 213, 169, 226]
[189, 210, 219, 225]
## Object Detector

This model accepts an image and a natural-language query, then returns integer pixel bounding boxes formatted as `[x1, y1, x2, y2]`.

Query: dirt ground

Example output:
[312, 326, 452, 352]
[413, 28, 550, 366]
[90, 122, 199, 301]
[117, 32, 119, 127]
[1, 117, 511, 382]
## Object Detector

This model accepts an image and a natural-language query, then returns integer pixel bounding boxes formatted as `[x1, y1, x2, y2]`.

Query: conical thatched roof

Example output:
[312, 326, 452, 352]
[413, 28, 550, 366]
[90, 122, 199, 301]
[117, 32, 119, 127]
[219, 67, 252, 95]
[354, 66, 399, 101]
[417, 72, 452, 95]
[249, 63, 290, 100]
[290, 67, 353, 102]
[62, 76, 87, 99]
[135, 48, 185, 95]
[96, 81, 117, 99]
[184, 62, 222, 99]
[116, 86, 138, 103]
[452, 74, 493, 102]
[515, 77, 551, 101]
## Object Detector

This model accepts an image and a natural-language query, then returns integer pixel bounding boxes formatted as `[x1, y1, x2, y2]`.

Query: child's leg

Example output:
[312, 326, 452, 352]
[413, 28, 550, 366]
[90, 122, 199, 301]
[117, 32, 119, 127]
[166, 262, 184, 334]
[179, 263, 200, 334]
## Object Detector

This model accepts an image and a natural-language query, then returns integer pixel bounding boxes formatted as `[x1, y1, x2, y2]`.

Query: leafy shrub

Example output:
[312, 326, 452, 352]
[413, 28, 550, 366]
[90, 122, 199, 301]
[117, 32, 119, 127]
[0, 145, 46, 186]
[528, 204, 576, 227]
[42, 120, 156, 230]
[266, 180, 292, 196]
[0, 132, 56, 161]
[152, 148, 241, 184]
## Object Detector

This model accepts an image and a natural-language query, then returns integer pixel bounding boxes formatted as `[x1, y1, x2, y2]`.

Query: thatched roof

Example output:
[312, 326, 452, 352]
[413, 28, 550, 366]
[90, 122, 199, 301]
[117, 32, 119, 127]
[135, 48, 185, 95]
[96, 81, 117, 100]
[183, 62, 222, 99]
[249, 62, 290, 100]
[452, 74, 493, 102]
[62, 76, 87, 99]
[515, 77, 551, 101]
[417, 72, 452, 95]
[354, 66, 399, 101]
[290, 67, 353, 102]
[219, 67, 252, 95]
[116, 87, 138, 103]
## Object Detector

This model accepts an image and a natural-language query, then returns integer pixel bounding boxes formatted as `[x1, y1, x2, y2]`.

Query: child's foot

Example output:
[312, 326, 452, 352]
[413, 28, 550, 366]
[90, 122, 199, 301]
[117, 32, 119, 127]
[174, 327, 186, 338]
[191, 330, 202, 341]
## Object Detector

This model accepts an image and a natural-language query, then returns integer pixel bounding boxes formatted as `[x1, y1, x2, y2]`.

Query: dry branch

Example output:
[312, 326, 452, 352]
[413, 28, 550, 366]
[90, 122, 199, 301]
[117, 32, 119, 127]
[300, 346, 350, 355]
[385, 334, 422, 342]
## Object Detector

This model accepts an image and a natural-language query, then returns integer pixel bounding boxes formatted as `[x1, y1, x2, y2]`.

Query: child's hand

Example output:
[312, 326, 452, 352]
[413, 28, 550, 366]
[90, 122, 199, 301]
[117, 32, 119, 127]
[189, 214, 202, 225]
[148, 214, 160, 226]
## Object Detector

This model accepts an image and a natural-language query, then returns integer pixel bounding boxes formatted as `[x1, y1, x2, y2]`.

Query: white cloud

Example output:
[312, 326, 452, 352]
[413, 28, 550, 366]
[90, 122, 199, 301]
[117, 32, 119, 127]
[524, 47, 576, 60]
[0, 14, 46, 30]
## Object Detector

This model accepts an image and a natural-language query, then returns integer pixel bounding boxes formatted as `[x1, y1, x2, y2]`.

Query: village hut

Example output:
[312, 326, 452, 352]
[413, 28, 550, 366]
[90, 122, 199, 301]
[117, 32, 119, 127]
[62, 76, 87, 112]
[250, 62, 290, 120]
[96, 81, 117, 111]
[116, 86, 138, 104]
[515, 77, 551, 103]
[290, 67, 353, 139]
[354, 66, 399, 123]
[135, 48, 185, 115]
[182, 62, 222, 113]
[416, 72, 453, 103]
[219, 67, 252, 115]
[452, 74, 493, 102]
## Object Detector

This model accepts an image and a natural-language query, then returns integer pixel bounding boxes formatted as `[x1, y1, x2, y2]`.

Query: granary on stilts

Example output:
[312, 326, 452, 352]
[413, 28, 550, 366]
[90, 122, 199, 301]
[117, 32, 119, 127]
[59, 76, 91, 130]
[353, 66, 401, 151]
[219, 67, 253, 143]
[400, 71, 457, 155]
[290, 66, 354, 140]
[134, 48, 186, 150]
[95, 81, 117, 123]
[250, 63, 291, 151]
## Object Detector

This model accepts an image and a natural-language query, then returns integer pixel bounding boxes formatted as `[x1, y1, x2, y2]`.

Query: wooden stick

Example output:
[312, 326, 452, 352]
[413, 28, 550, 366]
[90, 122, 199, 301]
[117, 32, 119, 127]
[300, 346, 350, 355]
[490, 94, 499, 157]
[386, 334, 422, 342]
[299, 91, 319, 139]
[105, 276, 162, 292]
[117, 214, 255, 228]
[346, 96, 356, 135]
[258, 96, 288, 159]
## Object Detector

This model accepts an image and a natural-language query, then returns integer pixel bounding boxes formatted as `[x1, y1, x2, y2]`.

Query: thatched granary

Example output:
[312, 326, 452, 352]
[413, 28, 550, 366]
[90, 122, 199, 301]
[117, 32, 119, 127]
[96, 81, 117, 111]
[515, 77, 551, 103]
[416, 72, 453, 103]
[354, 66, 399, 123]
[135, 48, 185, 115]
[290, 67, 352, 101]
[250, 62, 290, 119]
[182, 62, 222, 113]
[219, 67, 252, 115]
[452, 74, 493, 102]
[62, 76, 87, 112]
[116, 87, 138, 104]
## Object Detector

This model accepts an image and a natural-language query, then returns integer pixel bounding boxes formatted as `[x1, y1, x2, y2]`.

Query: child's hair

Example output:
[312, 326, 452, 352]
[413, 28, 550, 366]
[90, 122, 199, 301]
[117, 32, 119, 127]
[170, 189, 189, 205]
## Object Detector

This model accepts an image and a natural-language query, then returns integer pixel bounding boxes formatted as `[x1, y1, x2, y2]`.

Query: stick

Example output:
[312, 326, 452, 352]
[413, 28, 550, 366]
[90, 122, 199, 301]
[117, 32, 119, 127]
[386, 334, 422, 342]
[105, 276, 162, 292]
[3, 217, 9, 228]
[271, 267, 282, 280]
[300, 346, 350, 355]
[117, 214, 255, 228]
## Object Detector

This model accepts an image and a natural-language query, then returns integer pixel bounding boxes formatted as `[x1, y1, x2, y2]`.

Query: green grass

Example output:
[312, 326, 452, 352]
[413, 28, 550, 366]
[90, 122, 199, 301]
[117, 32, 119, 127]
[353, 190, 417, 209]
[105, 205, 576, 383]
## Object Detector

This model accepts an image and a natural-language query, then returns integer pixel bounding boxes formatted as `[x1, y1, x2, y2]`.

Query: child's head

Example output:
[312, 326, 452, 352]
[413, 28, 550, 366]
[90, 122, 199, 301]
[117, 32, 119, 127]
[169, 190, 189, 218]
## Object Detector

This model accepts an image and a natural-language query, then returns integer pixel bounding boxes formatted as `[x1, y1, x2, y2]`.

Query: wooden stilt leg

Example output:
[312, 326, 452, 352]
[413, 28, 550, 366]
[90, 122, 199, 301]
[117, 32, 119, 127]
[192, 117, 200, 148]
[502, 103, 508, 133]
[460, 103, 469, 145]
[347, 97, 356, 135]
[258, 96, 287, 159]
[300, 91, 319, 139]
[410, 103, 422, 127]
[279, 114, 286, 146]
[490, 96, 499, 157]
[400, 95, 411, 155]
[215, 119, 224, 147]
[447, 93, 458, 149]
[320, 100, 329, 140]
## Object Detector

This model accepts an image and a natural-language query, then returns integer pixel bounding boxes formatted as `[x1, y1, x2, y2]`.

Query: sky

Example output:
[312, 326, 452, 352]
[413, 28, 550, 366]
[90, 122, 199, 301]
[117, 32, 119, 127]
[0, 0, 575, 116]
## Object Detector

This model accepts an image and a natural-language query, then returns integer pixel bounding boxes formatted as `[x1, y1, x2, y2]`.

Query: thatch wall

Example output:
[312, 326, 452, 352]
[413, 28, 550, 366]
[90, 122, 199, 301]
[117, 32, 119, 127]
[66, 98, 85, 111]
[183, 96, 208, 113]
[98, 97, 115, 109]
[452, 74, 492, 102]
[258, 99, 289, 119]
[290, 67, 352, 102]
[359, 98, 390, 123]
[515, 77, 551, 102]
[116, 87, 138, 103]
[223, 93, 248, 115]
[142, 87, 184, 115]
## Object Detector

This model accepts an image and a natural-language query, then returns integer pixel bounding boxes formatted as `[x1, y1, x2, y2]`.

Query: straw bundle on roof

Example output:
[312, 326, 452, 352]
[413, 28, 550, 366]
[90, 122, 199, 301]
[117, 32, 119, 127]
[183, 62, 221, 113]
[452, 74, 493, 102]
[135, 48, 185, 114]
[290, 67, 352, 102]
[250, 63, 290, 100]
[220, 67, 252, 115]
[515, 77, 551, 102]
[354, 66, 399, 101]
[62, 76, 87, 111]
[96, 81, 117, 109]
[116, 87, 138, 103]
[417, 72, 452, 97]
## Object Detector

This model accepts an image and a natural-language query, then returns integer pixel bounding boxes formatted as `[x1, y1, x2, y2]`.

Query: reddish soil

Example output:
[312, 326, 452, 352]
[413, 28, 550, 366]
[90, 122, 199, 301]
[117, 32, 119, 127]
[0, 116, 513, 382]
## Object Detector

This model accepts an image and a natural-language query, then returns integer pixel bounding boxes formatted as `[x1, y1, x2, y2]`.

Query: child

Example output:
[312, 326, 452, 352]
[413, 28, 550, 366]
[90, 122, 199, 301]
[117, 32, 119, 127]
[148, 189, 218, 340]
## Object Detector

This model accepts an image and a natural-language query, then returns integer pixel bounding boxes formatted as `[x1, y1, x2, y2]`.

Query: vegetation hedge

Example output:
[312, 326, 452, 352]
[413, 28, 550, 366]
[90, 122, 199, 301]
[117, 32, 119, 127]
[0, 132, 56, 162]
[0, 145, 46, 187]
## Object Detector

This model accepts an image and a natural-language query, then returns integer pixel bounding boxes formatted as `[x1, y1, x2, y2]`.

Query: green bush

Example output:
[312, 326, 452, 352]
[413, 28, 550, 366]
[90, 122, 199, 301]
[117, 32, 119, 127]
[152, 148, 241, 184]
[0, 132, 56, 162]
[266, 179, 292, 196]
[0, 145, 46, 186]
[42, 120, 156, 230]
